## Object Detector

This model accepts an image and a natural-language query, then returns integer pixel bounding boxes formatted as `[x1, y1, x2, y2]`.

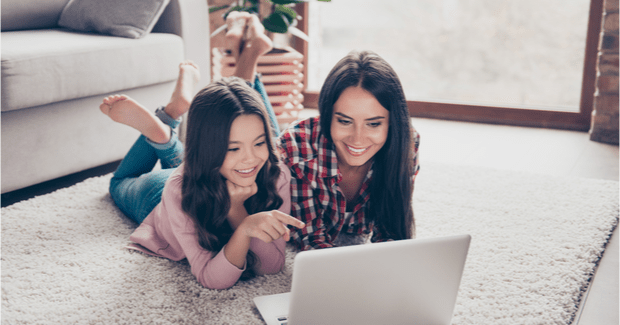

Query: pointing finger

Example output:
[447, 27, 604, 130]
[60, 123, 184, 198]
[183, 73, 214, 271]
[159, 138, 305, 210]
[272, 211, 305, 229]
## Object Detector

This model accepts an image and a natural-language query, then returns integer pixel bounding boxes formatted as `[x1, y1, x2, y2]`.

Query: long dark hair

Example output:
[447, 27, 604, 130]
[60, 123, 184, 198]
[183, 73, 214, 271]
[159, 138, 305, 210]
[181, 77, 283, 279]
[318, 50, 415, 240]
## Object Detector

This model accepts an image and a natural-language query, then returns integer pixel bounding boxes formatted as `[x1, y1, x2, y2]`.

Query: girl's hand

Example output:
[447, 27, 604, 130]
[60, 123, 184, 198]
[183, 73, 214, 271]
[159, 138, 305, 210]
[226, 179, 257, 210]
[239, 210, 305, 243]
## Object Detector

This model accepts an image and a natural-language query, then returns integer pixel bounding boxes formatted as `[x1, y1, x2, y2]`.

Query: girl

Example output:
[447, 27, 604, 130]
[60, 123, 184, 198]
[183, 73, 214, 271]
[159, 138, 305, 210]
[100, 13, 304, 289]
[278, 50, 420, 250]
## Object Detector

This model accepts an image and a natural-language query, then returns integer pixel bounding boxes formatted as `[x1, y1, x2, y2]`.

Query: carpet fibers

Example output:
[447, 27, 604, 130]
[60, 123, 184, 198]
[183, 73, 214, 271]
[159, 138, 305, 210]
[2, 163, 618, 324]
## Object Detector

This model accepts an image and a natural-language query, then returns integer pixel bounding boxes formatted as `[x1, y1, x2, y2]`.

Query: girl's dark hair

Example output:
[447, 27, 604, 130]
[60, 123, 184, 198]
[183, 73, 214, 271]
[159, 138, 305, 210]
[181, 77, 282, 279]
[318, 50, 415, 240]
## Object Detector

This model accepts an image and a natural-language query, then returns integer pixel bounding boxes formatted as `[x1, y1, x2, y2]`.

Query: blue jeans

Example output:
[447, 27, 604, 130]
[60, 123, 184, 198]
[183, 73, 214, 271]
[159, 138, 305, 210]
[109, 76, 279, 224]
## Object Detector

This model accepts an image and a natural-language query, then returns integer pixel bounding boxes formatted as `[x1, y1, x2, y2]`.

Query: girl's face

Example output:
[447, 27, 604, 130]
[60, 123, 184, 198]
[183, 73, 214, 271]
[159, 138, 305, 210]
[330, 86, 389, 170]
[220, 114, 270, 187]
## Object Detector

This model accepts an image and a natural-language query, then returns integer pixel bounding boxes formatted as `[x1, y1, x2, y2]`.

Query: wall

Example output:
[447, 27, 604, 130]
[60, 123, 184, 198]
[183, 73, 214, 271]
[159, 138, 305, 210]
[590, 0, 620, 144]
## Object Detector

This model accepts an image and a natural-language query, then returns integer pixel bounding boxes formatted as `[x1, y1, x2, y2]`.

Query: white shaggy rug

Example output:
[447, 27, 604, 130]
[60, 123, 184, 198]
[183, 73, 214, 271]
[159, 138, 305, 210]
[2, 163, 618, 324]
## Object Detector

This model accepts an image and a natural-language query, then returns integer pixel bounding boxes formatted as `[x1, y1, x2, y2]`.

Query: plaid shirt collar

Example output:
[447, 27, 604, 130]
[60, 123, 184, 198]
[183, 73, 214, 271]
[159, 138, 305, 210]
[316, 133, 340, 180]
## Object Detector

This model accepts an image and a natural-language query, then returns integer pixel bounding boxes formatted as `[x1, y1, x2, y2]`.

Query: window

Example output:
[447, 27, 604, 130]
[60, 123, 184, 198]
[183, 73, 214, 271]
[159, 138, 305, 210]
[293, 0, 603, 130]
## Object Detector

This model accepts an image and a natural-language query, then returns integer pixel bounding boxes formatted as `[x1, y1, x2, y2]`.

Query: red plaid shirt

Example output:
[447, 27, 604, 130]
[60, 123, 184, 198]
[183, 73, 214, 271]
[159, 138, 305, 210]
[278, 116, 420, 251]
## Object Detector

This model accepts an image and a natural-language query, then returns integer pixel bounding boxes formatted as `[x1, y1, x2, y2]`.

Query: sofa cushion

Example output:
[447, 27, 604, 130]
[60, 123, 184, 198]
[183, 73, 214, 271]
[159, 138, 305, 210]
[58, 0, 170, 39]
[0, 0, 70, 31]
[1, 29, 184, 112]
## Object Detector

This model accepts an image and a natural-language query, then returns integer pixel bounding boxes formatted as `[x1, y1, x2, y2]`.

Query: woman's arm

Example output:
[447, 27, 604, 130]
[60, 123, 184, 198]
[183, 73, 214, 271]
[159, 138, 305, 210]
[287, 175, 336, 250]
[278, 124, 337, 251]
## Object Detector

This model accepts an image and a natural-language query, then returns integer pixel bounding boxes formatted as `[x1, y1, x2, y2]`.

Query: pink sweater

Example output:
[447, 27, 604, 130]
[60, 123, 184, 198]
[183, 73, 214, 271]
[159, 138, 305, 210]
[127, 162, 291, 289]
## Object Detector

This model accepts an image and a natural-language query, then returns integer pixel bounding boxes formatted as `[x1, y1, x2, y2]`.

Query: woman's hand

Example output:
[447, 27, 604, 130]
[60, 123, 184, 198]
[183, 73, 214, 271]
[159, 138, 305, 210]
[239, 210, 305, 243]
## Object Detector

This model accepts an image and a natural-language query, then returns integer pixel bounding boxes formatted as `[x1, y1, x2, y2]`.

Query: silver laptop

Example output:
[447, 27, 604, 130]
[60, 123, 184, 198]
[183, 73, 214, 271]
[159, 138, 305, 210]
[254, 234, 471, 325]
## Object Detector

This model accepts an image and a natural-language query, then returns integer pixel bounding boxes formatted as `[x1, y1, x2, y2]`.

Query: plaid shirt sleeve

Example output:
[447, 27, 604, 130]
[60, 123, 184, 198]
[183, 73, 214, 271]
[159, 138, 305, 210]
[287, 171, 335, 250]
[278, 118, 337, 250]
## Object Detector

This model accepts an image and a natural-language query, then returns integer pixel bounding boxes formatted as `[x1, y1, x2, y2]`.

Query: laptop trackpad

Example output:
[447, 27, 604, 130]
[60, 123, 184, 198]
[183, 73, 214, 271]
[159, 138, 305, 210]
[254, 292, 291, 325]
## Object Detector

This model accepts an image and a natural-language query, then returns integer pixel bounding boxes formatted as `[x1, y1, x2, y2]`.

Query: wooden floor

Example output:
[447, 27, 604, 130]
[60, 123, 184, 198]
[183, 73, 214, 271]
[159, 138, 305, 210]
[2, 116, 618, 324]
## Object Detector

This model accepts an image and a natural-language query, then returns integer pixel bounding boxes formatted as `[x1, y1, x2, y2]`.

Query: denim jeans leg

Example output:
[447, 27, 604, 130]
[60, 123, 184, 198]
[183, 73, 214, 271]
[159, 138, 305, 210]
[251, 75, 280, 137]
[153, 106, 184, 169]
[109, 107, 184, 224]
[110, 135, 168, 224]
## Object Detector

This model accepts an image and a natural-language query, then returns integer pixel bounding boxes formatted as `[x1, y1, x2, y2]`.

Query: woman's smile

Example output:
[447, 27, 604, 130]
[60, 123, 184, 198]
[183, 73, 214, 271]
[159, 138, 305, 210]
[345, 144, 371, 156]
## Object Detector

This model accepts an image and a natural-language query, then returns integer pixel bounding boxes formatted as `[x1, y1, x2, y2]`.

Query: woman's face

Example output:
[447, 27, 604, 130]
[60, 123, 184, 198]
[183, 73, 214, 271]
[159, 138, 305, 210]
[330, 86, 389, 170]
[220, 114, 270, 187]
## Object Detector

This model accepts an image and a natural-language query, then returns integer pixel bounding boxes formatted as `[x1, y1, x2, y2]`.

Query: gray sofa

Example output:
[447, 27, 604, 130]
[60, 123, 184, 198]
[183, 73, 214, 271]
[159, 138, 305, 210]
[1, 0, 211, 193]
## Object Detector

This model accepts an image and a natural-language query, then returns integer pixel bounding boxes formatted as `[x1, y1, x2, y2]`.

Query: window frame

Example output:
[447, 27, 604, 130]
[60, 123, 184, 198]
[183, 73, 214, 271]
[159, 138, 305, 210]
[293, 0, 603, 131]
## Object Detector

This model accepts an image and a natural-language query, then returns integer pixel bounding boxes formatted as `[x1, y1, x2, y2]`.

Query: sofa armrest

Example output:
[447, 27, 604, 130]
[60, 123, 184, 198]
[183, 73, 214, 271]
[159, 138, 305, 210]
[153, 0, 210, 141]
[153, 0, 210, 90]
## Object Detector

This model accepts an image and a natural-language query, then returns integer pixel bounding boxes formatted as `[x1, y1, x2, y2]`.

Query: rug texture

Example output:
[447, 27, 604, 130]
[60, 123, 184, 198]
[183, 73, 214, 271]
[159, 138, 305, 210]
[2, 163, 618, 324]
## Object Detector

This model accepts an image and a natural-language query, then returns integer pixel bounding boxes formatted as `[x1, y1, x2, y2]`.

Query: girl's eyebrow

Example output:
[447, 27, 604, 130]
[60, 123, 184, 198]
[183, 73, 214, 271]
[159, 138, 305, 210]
[334, 112, 386, 121]
[229, 133, 266, 144]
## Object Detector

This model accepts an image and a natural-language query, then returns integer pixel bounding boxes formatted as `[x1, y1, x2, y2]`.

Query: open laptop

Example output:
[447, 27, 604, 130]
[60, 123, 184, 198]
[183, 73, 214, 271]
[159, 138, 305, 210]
[254, 234, 471, 325]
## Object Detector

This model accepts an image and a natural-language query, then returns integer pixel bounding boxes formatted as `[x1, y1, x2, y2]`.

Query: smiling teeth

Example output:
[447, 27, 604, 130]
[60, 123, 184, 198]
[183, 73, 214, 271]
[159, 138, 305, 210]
[347, 146, 368, 153]
[236, 167, 255, 174]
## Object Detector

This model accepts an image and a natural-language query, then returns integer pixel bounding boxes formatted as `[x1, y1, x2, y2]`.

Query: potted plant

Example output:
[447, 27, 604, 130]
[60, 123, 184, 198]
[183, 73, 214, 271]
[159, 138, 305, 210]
[208, 0, 329, 124]
[209, 0, 331, 43]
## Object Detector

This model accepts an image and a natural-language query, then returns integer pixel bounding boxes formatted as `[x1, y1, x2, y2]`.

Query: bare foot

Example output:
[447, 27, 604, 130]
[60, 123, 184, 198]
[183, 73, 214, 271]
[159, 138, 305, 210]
[244, 14, 273, 57]
[225, 11, 252, 61]
[100, 95, 171, 144]
[164, 60, 200, 120]
[233, 14, 273, 81]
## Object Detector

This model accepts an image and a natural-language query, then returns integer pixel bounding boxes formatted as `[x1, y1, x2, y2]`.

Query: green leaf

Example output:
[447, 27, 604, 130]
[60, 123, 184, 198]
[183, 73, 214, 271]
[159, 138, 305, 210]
[269, 0, 299, 4]
[208, 5, 229, 14]
[274, 5, 297, 22]
[262, 13, 289, 33]
[223, 6, 243, 19]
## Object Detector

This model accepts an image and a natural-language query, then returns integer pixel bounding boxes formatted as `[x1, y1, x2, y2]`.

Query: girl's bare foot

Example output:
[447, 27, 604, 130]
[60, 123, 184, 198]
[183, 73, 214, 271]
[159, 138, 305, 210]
[233, 14, 273, 81]
[225, 11, 252, 61]
[164, 60, 200, 120]
[100, 95, 171, 144]
[244, 14, 273, 57]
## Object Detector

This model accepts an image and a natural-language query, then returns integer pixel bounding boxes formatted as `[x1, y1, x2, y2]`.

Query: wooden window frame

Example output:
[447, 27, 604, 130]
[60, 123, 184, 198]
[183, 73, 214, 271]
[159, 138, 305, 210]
[293, 0, 603, 131]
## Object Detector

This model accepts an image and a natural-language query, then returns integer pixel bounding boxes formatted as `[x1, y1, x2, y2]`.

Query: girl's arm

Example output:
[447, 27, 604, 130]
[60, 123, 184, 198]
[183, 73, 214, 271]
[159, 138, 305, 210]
[225, 210, 300, 269]
[249, 164, 292, 274]
[224, 165, 301, 272]
[161, 171, 297, 289]
[159, 176, 247, 289]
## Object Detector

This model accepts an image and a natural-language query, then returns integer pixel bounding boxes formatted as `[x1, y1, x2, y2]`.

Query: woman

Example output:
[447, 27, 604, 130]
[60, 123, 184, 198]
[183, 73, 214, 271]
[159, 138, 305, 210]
[278, 50, 420, 250]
